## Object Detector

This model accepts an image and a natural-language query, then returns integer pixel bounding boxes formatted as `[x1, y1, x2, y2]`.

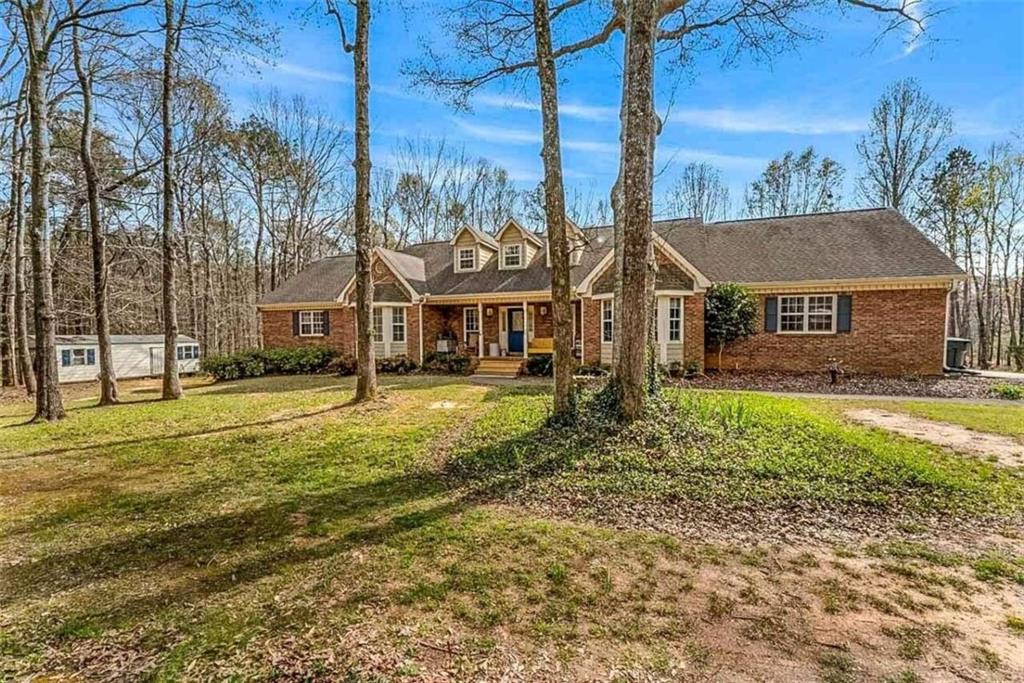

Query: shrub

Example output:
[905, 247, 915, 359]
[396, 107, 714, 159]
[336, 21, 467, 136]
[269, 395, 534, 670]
[524, 354, 553, 377]
[201, 346, 337, 381]
[200, 351, 266, 381]
[421, 352, 475, 375]
[328, 355, 357, 376]
[704, 283, 758, 371]
[575, 360, 609, 377]
[993, 383, 1024, 400]
[377, 355, 418, 374]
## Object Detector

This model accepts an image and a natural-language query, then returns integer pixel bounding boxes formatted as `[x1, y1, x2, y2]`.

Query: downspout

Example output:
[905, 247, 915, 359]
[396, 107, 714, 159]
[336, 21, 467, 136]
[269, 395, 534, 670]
[418, 299, 424, 364]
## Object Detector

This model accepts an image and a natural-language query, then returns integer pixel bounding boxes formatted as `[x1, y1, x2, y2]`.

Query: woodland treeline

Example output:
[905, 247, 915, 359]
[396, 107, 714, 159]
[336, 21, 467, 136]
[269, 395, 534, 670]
[0, 1, 1015, 423]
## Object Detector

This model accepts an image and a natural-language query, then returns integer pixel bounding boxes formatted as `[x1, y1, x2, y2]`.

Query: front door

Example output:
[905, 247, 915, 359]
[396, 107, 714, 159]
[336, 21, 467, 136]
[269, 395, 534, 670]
[507, 308, 525, 354]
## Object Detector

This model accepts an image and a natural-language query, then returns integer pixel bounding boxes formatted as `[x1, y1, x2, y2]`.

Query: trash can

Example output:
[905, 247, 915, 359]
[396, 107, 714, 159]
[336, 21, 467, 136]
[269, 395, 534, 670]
[945, 338, 971, 369]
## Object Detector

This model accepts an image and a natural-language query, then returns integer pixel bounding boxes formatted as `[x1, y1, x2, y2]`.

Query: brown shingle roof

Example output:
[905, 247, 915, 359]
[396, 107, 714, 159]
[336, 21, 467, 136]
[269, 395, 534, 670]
[257, 209, 962, 306]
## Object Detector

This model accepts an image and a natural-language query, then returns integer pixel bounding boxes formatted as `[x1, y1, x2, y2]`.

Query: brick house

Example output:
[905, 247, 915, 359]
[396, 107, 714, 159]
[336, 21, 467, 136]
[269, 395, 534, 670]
[256, 208, 964, 376]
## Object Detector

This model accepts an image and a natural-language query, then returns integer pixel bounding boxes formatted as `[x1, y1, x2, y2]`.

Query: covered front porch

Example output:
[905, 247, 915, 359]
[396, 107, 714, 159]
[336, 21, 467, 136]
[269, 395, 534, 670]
[422, 298, 582, 360]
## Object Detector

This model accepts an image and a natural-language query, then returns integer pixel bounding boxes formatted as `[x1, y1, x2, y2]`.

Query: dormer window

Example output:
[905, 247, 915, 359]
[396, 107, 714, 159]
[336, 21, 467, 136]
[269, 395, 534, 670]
[503, 244, 523, 268]
[456, 247, 476, 272]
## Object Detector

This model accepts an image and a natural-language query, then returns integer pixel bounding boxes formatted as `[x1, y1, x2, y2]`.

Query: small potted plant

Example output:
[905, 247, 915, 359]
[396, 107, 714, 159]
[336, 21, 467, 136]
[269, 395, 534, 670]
[826, 357, 844, 385]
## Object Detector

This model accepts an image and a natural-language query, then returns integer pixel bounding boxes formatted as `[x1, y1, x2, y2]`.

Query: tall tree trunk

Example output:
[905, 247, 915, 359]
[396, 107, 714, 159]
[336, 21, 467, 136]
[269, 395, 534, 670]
[24, 1, 65, 421]
[69, 4, 119, 405]
[351, 0, 376, 401]
[614, 0, 657, 421]
[532, 0, 573, 416]
[13, 106, 33, 395]
[161, 0, 182, 400]
[1, 100, 24, 388]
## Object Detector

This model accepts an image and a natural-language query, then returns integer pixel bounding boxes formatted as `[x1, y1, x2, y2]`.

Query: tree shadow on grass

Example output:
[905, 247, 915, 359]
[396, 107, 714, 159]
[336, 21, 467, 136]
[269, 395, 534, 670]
[0, 402, 360, 461]
[0, 407, 587, 636]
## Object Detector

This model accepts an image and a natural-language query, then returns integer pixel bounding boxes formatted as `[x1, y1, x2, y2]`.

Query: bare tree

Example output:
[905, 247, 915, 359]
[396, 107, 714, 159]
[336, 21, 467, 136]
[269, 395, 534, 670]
[857, 78, 952, 212]
[665, 161, 730, 221]
[744, 147, 843, 217]
[67, 0, 119, 404]
[327, 0, 376, 401]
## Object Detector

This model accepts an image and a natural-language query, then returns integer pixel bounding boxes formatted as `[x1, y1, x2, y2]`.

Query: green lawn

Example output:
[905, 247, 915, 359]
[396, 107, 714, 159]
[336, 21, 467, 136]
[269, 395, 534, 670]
[1, 376, 1021, 680]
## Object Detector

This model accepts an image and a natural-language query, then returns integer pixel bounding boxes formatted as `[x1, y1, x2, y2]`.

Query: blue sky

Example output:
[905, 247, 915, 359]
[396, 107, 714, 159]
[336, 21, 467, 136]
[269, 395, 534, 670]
[225, 0, 1023, 220]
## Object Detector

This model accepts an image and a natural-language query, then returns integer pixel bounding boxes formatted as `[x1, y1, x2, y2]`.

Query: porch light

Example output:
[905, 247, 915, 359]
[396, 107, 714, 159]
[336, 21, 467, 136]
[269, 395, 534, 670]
[486, 307, 493, 317]
[540, 306, 547, 315]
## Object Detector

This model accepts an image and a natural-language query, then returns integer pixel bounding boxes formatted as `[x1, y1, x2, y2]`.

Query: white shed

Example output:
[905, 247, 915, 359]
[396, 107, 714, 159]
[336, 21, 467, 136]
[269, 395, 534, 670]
[53, 334, 201, 384]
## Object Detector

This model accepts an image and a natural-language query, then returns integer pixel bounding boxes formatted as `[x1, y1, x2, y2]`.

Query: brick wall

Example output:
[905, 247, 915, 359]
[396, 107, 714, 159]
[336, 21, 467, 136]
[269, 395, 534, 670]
[684, 294, 705, 371]
[582, 296, 603, 364]
[261, 306, 355, 355]
[710, 288, 948, 376]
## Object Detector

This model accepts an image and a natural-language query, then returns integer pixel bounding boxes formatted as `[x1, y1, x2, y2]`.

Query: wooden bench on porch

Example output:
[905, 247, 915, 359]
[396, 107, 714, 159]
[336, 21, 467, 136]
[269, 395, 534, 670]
[528, 337, 554, 355]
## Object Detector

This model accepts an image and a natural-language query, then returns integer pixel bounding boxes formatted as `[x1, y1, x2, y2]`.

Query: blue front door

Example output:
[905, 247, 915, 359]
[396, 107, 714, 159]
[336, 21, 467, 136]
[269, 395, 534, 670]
[507, 308, 525, 354]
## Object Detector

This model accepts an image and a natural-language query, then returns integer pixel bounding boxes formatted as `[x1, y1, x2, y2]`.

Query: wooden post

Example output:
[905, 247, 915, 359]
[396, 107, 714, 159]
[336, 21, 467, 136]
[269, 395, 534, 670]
[477, 301, 484, 357]
[523, 300, 529, 359]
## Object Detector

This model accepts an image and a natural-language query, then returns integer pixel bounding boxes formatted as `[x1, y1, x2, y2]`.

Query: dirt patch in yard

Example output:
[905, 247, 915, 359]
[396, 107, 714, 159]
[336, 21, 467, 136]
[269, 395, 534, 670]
[846, 408, 1024, 468]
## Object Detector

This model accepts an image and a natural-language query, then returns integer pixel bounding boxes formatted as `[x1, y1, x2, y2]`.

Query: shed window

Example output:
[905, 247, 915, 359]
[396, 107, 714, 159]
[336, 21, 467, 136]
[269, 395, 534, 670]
[61, 348, 96, 367]
[601, 300, 613, 343]
[177, 344, 200, 360]
[456, 247, 476, 272]
[668, 297, 681, 342]
[502, 243, 522, 268]
[299, 310, 325, 336]
[391, 307, 406, 343]
[779, 295, 836, 334]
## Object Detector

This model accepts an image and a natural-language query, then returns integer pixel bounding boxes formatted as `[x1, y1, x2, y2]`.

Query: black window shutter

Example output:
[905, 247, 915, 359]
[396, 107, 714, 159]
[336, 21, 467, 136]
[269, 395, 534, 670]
[837, 295, 852, 333]
[323, 311, 331, 336]
[764, 296, 778, 333]
[292, 311, 300, 336]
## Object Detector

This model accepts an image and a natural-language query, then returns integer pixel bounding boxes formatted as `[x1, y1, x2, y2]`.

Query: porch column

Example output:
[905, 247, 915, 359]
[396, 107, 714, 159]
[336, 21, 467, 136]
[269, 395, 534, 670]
[578, 299, 584, 363]
[523, 300, 529, 359]
[477, 302, 484, 357]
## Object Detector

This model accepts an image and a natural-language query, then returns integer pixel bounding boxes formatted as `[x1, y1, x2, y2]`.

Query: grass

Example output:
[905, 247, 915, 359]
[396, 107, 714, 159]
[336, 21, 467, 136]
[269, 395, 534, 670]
[1, 376, 1021, 680]
[451, 388, 1024, 515]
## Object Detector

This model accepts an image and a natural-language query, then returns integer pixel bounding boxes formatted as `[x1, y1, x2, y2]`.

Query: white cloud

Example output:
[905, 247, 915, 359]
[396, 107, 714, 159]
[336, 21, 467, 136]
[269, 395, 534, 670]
[269, 60, 350, 84]
[657, 146, 767, 172]
[475, 93, 617, 122]
[668, 106, 865, 135]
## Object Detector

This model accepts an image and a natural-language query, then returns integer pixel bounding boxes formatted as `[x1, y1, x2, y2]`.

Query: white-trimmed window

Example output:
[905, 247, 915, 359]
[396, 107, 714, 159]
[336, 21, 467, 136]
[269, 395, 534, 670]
[299, 310, 325, 336]
[61, 348, 96, 367]
[391, 307, 406, 343]
[502, 243, 522, 268]
[372, 308, 384, 342]
[779, 294, 836, 334]
[668, 297, 681, 342]
[601, 299, 613, 343]
[463, 307, 479, 340]
[177, 344, 200, 360]
[456, 247, 476, 272]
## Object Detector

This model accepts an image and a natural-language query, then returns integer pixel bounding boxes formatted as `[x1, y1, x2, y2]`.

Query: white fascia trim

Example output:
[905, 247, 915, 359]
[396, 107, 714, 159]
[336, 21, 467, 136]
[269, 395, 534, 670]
[577, 249, 615, 295]
[373, 247, 422, 301]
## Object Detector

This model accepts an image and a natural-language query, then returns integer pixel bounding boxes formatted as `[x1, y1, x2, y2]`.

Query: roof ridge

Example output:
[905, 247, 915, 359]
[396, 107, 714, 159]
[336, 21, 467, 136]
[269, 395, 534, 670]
[709, 207, 891, 225]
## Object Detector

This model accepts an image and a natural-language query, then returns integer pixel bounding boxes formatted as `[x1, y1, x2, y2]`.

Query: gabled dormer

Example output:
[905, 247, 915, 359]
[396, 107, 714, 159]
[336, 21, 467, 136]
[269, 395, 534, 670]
[495, 218, 543, 271]
[545, 216, 586, 267]
[450, 225, 498, 274]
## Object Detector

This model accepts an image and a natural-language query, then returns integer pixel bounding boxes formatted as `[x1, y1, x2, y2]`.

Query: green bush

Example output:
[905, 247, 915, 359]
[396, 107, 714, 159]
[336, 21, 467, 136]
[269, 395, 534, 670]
[524, 354, 553, 377]
[328, 355, 357, 376]
[377, 355, 418, 374]
[201, 346, 337, 381]
[575, 360, 609, 377]
[421, 352, 475, 375]
[993, 383, 1024, 400]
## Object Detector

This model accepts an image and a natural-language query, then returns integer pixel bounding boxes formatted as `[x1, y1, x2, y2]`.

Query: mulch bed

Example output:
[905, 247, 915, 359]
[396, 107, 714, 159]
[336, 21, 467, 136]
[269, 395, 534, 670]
[670, 370, 1016, 399]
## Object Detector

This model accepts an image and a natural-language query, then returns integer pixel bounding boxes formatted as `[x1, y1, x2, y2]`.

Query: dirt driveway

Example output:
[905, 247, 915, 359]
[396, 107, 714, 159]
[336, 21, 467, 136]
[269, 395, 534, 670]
[845, 408, 1024, 468]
